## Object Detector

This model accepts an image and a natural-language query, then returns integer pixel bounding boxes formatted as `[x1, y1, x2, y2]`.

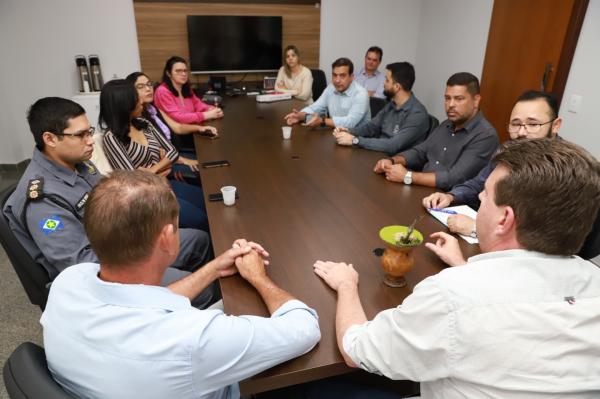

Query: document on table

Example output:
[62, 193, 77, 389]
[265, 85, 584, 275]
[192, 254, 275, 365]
[427, 205, 479, 244]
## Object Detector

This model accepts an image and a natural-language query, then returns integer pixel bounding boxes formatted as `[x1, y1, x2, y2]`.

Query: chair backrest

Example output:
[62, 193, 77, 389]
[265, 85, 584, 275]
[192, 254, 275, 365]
[310, 69, 327, 102]
[369, 97, 386, 118]
[3, 342, 74, 399]
[0, 184, 51, 310]
[426, 114, 440, 139]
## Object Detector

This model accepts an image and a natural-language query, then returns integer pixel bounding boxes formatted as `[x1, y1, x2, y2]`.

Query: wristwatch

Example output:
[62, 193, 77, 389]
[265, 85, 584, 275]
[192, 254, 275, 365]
[352, 136, 359, 145]
[403, 170, 413, 185]
[320, 114, 327, 127]
[469, 228, 477, 238]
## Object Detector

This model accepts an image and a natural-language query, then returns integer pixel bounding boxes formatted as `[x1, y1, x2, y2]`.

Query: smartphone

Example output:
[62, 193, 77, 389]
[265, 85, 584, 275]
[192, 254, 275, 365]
[208, 192, 239, 202]
[202, 160, 230, 168]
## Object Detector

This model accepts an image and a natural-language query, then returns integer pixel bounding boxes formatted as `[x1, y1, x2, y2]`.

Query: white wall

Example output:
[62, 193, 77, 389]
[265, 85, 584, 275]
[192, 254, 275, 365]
[559, 0, 600, 159]
[0, 0, 140, 164]
[320, 0, 422, 83]
[413, 0, 494, 120]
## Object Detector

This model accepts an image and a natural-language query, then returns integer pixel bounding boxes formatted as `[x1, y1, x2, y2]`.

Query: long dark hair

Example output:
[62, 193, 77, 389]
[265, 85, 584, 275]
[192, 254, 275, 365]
[161, 56, 193, 98]
[99, 79, 147, 145]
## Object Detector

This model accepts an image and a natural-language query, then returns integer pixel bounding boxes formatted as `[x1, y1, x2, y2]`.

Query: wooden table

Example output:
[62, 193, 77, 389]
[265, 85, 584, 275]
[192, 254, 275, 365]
[195, 96, 479, 394]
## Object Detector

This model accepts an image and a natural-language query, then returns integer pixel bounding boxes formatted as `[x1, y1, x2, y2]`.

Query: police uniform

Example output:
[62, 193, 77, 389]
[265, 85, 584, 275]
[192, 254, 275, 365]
[3, 149, 217, 307]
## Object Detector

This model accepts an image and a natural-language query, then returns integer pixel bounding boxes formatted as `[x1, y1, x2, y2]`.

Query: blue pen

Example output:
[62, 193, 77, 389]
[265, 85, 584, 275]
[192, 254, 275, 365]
[429, 207, 458, 215]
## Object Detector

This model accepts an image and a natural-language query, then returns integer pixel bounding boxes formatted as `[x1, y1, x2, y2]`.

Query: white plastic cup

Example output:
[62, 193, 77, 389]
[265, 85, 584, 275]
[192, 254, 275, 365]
[221, 186, 236, 206]
[282, 126, 292, 139]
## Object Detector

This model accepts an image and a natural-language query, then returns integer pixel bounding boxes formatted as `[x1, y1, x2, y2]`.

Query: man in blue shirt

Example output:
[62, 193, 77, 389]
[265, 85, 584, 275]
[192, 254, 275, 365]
[354, 46, 386, 99]
[284, 57, 370, 129]
[41, 170, 321, 399]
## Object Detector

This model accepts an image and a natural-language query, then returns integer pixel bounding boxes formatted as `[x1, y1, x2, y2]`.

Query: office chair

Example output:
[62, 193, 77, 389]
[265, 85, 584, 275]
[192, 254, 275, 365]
[310, 69, 327, 102]
[0, 183, 52, 310]
[3, 342, 74, 399]
[427, 114, 440, 139]
[369, 97, 386, 117]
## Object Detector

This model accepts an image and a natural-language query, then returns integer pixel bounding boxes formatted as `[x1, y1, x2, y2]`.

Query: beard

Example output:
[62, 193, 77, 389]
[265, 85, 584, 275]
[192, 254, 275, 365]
[383, 87, 395, 100]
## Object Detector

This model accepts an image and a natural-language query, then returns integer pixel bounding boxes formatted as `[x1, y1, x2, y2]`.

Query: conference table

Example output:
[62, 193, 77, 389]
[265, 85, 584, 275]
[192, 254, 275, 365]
[194, 95, 479, 394]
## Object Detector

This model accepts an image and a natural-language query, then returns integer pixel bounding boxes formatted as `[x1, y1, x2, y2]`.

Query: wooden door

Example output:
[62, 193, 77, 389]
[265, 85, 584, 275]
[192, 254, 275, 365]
[479, 0, 588, 142]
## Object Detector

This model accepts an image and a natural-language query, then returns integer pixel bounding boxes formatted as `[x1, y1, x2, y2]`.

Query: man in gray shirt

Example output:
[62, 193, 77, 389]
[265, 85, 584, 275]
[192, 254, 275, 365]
[333, 62, 430, 155]
[374, 72, 498, 190]
[3, 97, 217, 307]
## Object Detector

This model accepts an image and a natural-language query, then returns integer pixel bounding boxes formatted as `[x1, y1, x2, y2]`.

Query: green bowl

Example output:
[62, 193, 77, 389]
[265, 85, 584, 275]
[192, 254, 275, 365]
[379, 225, 423, 247]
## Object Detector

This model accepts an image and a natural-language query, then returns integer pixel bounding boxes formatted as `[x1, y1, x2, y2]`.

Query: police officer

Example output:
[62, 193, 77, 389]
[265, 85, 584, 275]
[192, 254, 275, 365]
[3, 97, 218, 307]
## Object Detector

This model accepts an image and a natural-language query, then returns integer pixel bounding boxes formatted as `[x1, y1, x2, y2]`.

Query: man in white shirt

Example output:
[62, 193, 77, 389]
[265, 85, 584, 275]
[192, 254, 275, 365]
[41, 170, 321, 399]
[313, 138, 600, 398]
[355, 46, 385, 98]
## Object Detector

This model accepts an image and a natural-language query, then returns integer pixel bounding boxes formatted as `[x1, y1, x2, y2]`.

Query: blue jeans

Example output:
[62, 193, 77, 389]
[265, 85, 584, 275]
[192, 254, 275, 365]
[169, 179, 209, 232]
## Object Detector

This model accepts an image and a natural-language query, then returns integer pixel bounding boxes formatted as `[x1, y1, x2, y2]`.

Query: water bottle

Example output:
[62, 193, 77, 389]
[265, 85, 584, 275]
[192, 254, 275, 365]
[75, 55, 91, 93]
[89, 55, 104, 92]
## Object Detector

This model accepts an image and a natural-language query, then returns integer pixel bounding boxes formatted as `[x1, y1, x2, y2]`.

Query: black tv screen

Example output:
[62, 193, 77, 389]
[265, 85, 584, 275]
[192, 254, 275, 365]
[187, 15, 282, 74]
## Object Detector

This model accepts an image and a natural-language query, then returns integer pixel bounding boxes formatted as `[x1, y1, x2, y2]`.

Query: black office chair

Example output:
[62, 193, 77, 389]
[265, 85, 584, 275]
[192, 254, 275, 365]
[3, 342, 74, 399]
[369, 97, 386, 118]
[310, 69, 327, 102]
[0, 183, 52, 310]
[426, 114, 440, 139]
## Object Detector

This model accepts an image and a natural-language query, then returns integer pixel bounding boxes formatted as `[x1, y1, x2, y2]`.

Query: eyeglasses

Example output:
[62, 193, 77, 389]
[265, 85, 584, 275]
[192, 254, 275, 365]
[54, 127, 95, 139]
[507, 119, 555, 134]
[135, 82, 154, 90]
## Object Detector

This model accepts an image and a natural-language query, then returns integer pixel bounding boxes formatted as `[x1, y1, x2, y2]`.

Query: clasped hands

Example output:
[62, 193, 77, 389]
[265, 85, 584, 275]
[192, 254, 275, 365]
[373, 158, 408, 182]
[212, 239, 271, 283]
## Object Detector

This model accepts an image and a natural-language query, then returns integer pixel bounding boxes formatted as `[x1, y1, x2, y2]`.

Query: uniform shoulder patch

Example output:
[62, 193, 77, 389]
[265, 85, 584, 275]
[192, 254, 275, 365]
[84, 162, 97, 175]
[27, 177, 44, 200]
[39, 215, 64, 236]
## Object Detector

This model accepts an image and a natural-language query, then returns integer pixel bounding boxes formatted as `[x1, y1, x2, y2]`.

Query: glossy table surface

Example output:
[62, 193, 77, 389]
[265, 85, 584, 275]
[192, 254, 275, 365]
[194, 96, 479, 394]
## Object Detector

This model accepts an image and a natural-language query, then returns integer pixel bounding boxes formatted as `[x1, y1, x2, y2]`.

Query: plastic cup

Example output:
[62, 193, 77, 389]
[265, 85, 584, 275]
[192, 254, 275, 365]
[221, 186, 236, 206]
[282, 126, 292, 139]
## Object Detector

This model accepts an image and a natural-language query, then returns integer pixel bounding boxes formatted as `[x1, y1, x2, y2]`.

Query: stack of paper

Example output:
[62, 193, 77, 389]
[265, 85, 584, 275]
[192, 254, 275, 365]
[427, 205, 479, 244]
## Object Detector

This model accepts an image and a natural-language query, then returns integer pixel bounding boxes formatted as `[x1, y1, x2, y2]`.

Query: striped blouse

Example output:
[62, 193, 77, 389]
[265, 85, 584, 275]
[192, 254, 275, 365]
[102, 120, 179, 171]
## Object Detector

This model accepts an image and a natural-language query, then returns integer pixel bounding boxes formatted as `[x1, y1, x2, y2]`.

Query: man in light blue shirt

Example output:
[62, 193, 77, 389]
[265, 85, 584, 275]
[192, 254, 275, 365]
[354, 46, 386, 99]
[284, 57, 370, 129]
[41, 170, 321, 399]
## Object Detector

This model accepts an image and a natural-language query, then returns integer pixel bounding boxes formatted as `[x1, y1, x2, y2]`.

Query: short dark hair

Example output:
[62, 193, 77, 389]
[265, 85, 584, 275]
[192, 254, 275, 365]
[366, 46, 383, 61]
[84, 170, 179, 267]
[161, 56, 193, 98]
[492, 138, 600, 256]
[27, 97, 85, 150]
[125, 71, 149, 85]
[332, 57, 354, 75]
[386, 62, 415, 91]
[515, 90, 559, 119]
[446, 72, 480, 96]
[98, 79, 142, 145]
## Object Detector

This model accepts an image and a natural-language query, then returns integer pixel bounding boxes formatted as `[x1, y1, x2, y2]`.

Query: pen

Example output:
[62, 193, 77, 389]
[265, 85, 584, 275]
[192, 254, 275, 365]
[429, 208, 458, 215]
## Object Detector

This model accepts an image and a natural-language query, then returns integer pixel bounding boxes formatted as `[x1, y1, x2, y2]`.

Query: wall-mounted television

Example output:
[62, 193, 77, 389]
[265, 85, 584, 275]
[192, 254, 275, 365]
[187, 15, 282, 74]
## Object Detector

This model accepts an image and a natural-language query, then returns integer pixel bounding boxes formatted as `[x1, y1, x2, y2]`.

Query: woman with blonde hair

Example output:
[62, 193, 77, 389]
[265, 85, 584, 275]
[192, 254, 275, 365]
[275, 45, 313, 104]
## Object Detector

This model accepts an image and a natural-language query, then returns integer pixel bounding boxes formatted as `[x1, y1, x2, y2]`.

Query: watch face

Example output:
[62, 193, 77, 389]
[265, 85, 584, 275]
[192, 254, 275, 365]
[352, 137, 359, 145]
[404, 172, 412, 185]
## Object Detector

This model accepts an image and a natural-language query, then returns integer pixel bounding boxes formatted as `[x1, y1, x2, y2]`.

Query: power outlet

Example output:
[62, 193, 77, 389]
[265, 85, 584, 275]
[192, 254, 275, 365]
[568, 94, 583, 113]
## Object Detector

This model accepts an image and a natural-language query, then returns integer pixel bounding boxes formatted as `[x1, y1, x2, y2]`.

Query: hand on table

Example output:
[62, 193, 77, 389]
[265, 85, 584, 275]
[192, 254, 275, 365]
[422, 192, 454, 209]
[425, 232, 467, 267]
[284, 109, 306, 125]
[447, 214, 476, 236]
[313, 260, 359, 292]
[373, 158, 392, 174]
[304, 113, 323, 128]
[332, 128, 354, 146]
[383, 163, 407, 183]
[198, 125, 219, 137]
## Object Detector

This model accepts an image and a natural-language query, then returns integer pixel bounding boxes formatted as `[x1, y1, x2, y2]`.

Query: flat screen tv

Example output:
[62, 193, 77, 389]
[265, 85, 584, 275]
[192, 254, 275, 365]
[187, 15, 282, 74]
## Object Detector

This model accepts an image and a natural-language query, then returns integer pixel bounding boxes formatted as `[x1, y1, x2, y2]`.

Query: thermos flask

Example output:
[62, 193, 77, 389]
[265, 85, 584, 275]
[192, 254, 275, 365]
[89, 55, 104, 92]
[75, 55, 92, 93]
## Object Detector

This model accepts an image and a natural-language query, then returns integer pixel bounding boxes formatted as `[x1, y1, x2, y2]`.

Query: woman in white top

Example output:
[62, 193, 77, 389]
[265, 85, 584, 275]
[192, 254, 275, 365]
[275, 45, 313, 104]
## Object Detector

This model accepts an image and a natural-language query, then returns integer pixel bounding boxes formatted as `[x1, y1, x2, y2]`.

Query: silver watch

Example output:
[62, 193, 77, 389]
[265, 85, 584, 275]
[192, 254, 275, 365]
[403, 170, 413, 185]
[352, 136, 359, 145]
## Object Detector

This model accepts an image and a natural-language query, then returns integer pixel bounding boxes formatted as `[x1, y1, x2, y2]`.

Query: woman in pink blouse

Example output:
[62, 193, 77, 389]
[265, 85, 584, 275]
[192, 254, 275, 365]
[154, 56, 224, 124]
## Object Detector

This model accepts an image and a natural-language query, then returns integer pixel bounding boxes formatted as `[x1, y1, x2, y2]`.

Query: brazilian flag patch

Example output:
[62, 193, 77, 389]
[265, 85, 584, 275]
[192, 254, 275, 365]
[39, 215, 64, 236]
